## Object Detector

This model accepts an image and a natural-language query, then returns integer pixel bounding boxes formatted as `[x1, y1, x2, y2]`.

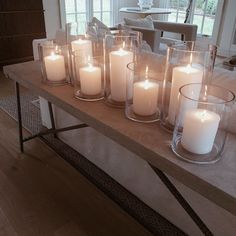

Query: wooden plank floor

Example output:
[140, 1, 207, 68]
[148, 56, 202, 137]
[0, 72, 151, 236]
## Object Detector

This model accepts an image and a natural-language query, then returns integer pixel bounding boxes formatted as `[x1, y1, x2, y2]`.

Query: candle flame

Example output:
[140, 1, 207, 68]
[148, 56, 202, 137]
[87, 55, 91, 63]
[190, 53, 193, 66]
[145, 66, 149, 79]
[122, 41, 125, 49]
[49, 52, 58, 61]
[203, 85, 208, 101]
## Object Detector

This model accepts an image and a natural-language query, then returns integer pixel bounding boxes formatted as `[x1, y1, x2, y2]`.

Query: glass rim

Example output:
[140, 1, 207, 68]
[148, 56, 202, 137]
[105, 29, 142, 39]
[39, 38, 68, 48]
[168, 41, 218, 54]
[127, 61, 157, 72]
[127, 62, 136, 72]
[72, 53, 103, 60]
[179, 83, 235, 105]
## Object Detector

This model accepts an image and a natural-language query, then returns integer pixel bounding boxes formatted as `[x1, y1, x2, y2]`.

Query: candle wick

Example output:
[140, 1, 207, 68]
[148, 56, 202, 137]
[145, 66, 149, 79]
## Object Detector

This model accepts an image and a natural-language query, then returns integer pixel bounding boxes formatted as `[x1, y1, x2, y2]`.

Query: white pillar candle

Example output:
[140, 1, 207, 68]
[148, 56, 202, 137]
[71, 39, 93, 58]
[79, 63, 102, 95]
[168, 65, 203, 125]
[181, 109, 220, 154]
[44, 53, 66, 81]
[109, 48, 133, 102]
[133, 80, 159, 116]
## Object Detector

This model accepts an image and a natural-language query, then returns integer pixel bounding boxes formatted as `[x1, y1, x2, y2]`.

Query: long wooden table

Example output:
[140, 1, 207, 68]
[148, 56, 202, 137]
[3, 61, 236, 232]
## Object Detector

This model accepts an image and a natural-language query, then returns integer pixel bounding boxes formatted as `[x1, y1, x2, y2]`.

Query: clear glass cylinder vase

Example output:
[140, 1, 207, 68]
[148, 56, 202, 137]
[73, 54, 104, 101]
[104, 30, 142, 108]
[39, 43, 70, 85]
[171, 83, 235, 164]
[161, 43, 214, 131]
[66, 22, 103, 83]
[125, 53, 163, 123]
[66, 21, 103, 56]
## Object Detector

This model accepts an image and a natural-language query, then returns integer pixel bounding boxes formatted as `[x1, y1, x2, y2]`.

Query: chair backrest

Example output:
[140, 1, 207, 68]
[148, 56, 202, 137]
[153, 20, 198, 42]
[121, 20, 197, 54]
[119, 24, 161, 53]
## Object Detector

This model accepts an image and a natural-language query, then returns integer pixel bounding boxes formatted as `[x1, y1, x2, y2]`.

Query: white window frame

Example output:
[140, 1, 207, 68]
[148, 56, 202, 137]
[160, 0, 224, 41]
[59, 0, 116, 28]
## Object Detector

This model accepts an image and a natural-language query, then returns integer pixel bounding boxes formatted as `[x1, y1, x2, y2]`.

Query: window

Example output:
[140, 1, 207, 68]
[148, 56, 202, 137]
[60, 0, 114, 27]
[166, 0, 221, 37]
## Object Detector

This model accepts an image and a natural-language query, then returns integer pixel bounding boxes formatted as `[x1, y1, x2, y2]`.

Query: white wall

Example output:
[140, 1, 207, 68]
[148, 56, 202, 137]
[42, 0, 61, 39]
[217, 0, 236, 55]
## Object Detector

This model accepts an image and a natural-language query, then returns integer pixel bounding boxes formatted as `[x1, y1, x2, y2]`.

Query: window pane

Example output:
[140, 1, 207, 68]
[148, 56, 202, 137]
[102, 12, 111, 26]
[103, 0, 111, 11]
[168, 0, 179, 8]
[202, 16, 214, 36]
[77, 13, 87, 22]
[202, 0, 218, 36]
[193, 14, 203, 34]
[76, 0, 86, 12]
[167, 11, 177, 22]
[177, 12, 185, 23]
[167, 0, 188, 23]
[66, 13, 76, 23]
[93, 0, 101, 11]
[193, 0, 205, 34]
[93, 12, 101, 21]
[194, 0, 205, 15]
[65, 0, 75, 13]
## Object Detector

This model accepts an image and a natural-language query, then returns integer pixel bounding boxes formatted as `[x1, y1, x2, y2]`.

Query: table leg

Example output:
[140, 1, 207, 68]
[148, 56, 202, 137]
[149, 165, 213, 236]
[48, 101, 57, 138]
[15, 82, 24, 152]
[14, 83, 89, 152]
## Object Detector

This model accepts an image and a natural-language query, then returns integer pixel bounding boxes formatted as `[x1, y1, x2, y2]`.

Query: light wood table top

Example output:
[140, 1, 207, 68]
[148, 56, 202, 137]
[3, 61, 236, 216]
